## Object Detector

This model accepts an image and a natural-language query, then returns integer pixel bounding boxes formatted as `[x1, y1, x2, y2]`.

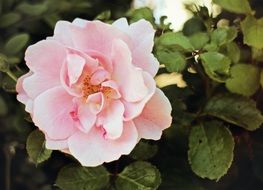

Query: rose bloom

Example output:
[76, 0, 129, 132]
[17, 18, 172, 166]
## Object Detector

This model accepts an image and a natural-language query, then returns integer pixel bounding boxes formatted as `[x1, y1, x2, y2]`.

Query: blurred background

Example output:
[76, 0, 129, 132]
[1, 0, 263, 189]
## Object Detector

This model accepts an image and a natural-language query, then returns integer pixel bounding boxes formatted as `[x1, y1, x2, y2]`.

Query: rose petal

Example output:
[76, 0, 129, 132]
[25, 40, 66, 74]
[67, 54, 86, 86]
[101, 80, 121, 99]
[123, 71, 156, 121]
[72, 18, 89, 27]
[112, 17, 129, 32]
[134, 88, 172, 140]
[111, 39, 148, 102]
[33, 86, 77, 140]
[45, 136, 68, 150]
[90, 68, 110, 85]
[60, 50, 98, 97]
[51, 21, 73, 46]
[23, 73, 61, 99]
[68, 121, 138, 166]
[97, 100, 124, 139]
[69, 20, 131, 56]
[77, 102, 97, 133]
[16, 71, 33, 105]
[86, 92, 105, 114]
[114, 18, 159, 76]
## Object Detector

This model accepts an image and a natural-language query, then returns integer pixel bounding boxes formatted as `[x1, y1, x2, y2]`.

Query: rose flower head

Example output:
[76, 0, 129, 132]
[16, 18, 172, 166]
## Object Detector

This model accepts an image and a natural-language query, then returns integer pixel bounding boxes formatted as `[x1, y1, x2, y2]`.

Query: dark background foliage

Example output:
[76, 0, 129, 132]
[1, 0, 263, 190]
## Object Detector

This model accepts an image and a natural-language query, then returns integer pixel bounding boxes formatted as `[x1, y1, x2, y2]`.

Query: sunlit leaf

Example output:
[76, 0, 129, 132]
[213, 0, 252, 14]
[189, 32, 209, 50]
[241, 16, 263, 49]
[156, 49, 186, 72]
[157, 32, 194, 52]
[226, 64, 260, 96]
[211, 27, 237, 46]
[200, 52, 231, 82]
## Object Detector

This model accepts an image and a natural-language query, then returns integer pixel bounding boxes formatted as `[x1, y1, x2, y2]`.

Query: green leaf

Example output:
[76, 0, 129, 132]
[183, 17, 206, 36]
[203, 94, 263, 131]
[213, 0, 252, 14]
[226, 64, 260, 96]
[204, 43, 219, 52]
[157, 32, 194, 52]
[44, 13, 61, 28]
[156, 49, 186, 72]
[211, 27, 237, 46]
[4, 33, 30, 55]
[1, 75, 16, 93]
[0, 54, 9, 72]
[189, 32, 209, 50]
[95, 10, 111, 21]
[26, 130, 52, 164]
[130, 141, 158, 160]
[225, 42, 240, 63]
[17, 2, 48, 16]
[188, 121, 234, 180]
[252, 48, 263, 62]
[200, 52, 231, 82]
[241, 16, 263, 49]
[0, 12, 21, 28]
[56, 164, 110, 190]
[128, 7, 155, 24]
[116, 161, 161, 190]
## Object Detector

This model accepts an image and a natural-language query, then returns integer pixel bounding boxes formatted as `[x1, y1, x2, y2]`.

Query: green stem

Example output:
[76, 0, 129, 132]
[4, 145, 12, 190]
[6, 70, 17, 82]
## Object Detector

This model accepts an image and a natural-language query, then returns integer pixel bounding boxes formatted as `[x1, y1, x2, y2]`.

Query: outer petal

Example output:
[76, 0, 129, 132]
[134, 88, 172, 140]
[114, 18, 159, 76]
[22, 40, 67, 99]
[97, 100, 124, 139]
[123, 71, 156, 121]
[72, 18, 89, 27]
[16, 71, 32, 103]
[68, 121, 138, 166]
[33, 86, 77, 140]
[25, 40, 66, 74]
[128, 19, 155, 53]
[51, 21, 73, 46]
[23, 73, 61, 99]
[111, 39, 148, 102]
[69, 20, 131, 56]
[45, 136, 68, 150]
[112, 18, 129, 32]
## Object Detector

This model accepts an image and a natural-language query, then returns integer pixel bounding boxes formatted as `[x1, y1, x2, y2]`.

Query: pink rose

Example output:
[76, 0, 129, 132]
[16, 18, 172, 166]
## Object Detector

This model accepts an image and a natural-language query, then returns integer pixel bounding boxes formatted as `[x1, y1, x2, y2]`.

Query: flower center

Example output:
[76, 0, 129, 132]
[81, 75, 101, 98]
